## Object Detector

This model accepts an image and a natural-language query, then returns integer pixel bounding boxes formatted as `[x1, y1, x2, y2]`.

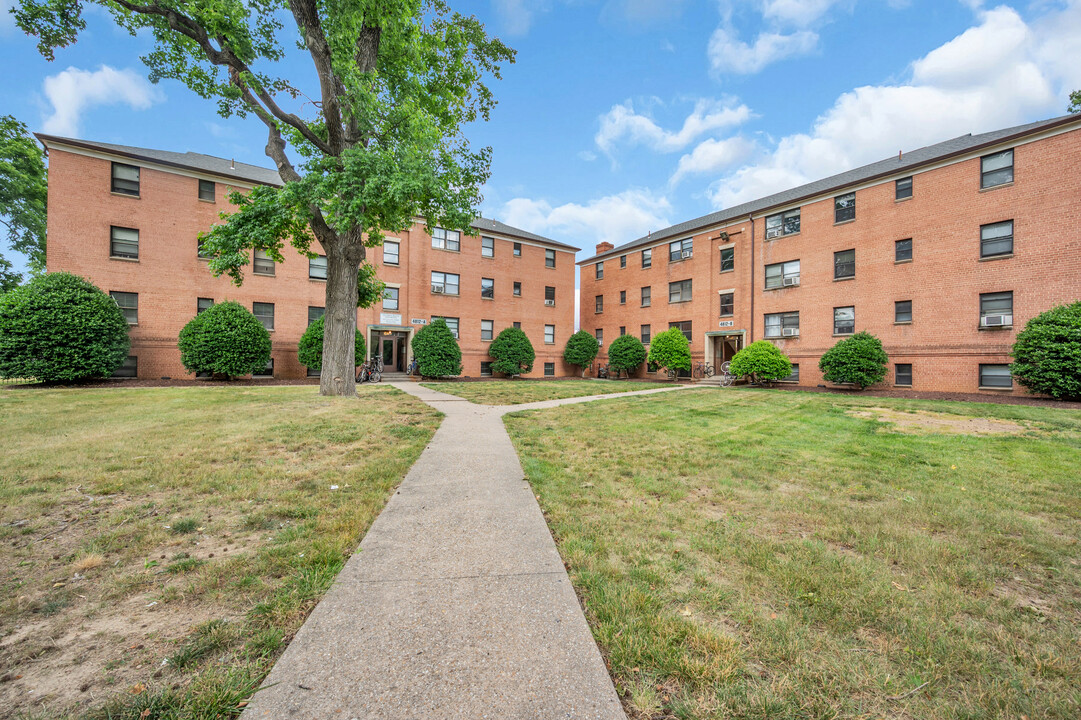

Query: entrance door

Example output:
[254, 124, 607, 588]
[715, 335, 742, 367]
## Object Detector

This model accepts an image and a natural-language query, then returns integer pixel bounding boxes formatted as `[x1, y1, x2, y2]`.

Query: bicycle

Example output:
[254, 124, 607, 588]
[407, 358, 419, 376]
[717, 360, 736, 387]
[371, 355, 384, 373]
[356, 360, 382, 384]
[692, 361, 715, 380]
[596, 362, 609, 379]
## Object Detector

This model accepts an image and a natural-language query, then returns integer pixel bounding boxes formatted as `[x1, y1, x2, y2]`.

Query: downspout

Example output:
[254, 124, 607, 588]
[748, 214, 755, 343]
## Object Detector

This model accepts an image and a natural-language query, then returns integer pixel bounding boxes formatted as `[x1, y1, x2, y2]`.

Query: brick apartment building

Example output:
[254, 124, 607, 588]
[38, 135, 580, 380]
[578, 114, 1081, 394]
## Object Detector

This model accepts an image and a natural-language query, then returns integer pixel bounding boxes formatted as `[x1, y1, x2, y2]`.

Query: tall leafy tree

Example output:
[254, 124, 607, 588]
[0, 115, 48, 292]
[1070, 90, 1081, 114]
[16, 0, 514, 395]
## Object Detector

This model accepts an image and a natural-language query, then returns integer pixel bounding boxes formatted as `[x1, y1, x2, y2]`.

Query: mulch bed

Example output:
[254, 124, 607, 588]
[761, 383, 1081, 410]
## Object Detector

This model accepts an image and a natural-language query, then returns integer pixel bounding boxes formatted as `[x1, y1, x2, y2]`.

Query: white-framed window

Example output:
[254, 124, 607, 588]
[834, 249, 855, 279]
[309, 255, 327, 280]
[980, 291, 1013, 327]
[895, 363, 912, 386]
[669, 237, 693, 262]
[642, 248, 652, 268]
[197, 297, 214, 314]
[545, 249, 555, 267]
[480, 361, 493, 376]
[383, 241, 399, 265]
[765, 260, 800, 289]
[544, 362, 555, 376]
[198, 179, 215, 201]
[595, 328, 603, 346]
[544, 324, 555, 344]
[481, 319, 493, 341]
[383, 287, 399, 311]
[895, 238, 912, 262]
[482, 236, 494, 258]
[111, 162, 140, 196]
[641, 324, 651, 344]
[308, 306, 324, 326]
[719, 293, 733, 317]
[596, 262, 604, 279]
[513, 242, 522, 257]
[979, 364, 1012, 388]
[895, 176, 912, 200]
[514, 281, 522, 296]
[765, 311, 799, 338]
[432, 227, 460, 251]
[595, 295, 603, 313]
[641, 286, 651, 307]
[765, 208, 800, 238]
[481, 277, 494, 299]
[431, 271, 460, 295]
[895, 300, 912, 323]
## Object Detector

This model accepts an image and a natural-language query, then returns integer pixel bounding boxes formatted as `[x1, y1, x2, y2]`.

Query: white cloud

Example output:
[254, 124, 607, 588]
[41, 65, 163, 136]
[595, 98, 752, 156]
[670, 136, 756, 187]
[492, 0, 546, 35]
[707, 4, 1079, 209]
[708, 26, 818, 75]
[578, 149, 598, 162]
[761, 0, 847, 27]
[498, 189, 672, 249]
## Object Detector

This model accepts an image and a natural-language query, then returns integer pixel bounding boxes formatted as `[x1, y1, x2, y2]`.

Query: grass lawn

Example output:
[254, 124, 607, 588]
[505, 388, 1081, 720]
[0, 385, 440, 720]
[420, 378, 676, 405]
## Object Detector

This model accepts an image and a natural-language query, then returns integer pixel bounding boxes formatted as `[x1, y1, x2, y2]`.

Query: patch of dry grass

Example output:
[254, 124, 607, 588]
[506, 389, 1081, 719]
[0, 385, 440, 719]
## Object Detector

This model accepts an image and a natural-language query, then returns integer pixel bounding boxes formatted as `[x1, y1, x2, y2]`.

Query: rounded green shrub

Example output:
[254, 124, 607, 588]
[489, 326, 535, 376]
[298, 316, 365, 372]
[563, 329, 599, 376]
[178, 301, 271, 379]
[729, 340, 792, 385]
[0, 272, 130, 382]
[411, 318, 462, 378]
[646, 327, 691, 379]
[1011, 301, 1081, 400]
[818, 331, 888, 389]
[607, 334, 647, 378]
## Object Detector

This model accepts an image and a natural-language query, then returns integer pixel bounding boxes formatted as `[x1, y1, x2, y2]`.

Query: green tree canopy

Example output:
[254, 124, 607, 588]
[563, 329, 599, 376]
[729, 340, 792, 385]
[818, 332, 888, 390]
[298, 316, 365, 372]
[17, 0, 513, 395]
[411, 318, 461, 378]
[0, 115, 48, 292]
[1070, 90, 1081, 114]
[178, 301, 271, 379]
[0, 272, 129, 382]
[607, 334, 646, 378]
[1011, 301, 1081, 400]
[488, 326, 534, 376]
[646, 327, 691, 379]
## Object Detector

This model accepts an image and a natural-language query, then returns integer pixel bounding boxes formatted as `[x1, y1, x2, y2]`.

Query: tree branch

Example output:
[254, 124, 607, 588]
[288, 0, 345, 153]
[110, 0, 334, 155]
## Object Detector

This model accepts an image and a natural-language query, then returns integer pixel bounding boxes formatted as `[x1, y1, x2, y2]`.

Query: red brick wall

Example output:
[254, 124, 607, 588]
[580, 125, 1081, 394]
[45, 147, 577, 379]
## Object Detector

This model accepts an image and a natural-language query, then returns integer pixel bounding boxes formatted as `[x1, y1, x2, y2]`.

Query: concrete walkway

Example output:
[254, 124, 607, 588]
[242, 382, 699, 719]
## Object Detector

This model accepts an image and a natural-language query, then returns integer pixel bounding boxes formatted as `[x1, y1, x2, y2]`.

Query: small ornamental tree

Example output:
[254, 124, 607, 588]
[563, 330, 600, 377]
[818, 331, 888, 390]
[298, 316, 365, 373]
[607, 334, 647, 378]
[0, 272, 129, 382]
[178, 301, 271, 379]
[1011, 301, 1081, 400]
[647, 327, 691, 380]
[489, 326, 534, 376]
[411, 318, 461, 378]
[729, 341, 792, 385]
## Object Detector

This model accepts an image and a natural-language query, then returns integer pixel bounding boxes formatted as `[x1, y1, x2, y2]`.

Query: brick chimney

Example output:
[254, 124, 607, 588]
[595, 241, 614, 255]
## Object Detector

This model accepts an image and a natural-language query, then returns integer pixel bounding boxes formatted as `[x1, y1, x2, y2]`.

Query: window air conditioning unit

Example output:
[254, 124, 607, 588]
[783, 276, 800, 287]
[782, 327, 800, 337]
[981, 314, 1012, 327]
[544, 299, 555, 306]
[432, 285, 444, 294]
[681, 250, 692, 259]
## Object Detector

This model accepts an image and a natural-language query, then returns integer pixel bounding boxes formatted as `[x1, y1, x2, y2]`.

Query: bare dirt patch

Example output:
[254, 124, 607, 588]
[848, 407, 1033, 435]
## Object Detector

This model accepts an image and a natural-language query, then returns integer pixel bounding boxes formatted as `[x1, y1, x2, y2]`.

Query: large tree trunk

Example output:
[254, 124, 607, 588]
[320, 245, 361, 396]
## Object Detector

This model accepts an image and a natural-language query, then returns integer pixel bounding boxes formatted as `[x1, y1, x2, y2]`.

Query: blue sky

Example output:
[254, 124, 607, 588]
[2, 0, 1080, 280]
